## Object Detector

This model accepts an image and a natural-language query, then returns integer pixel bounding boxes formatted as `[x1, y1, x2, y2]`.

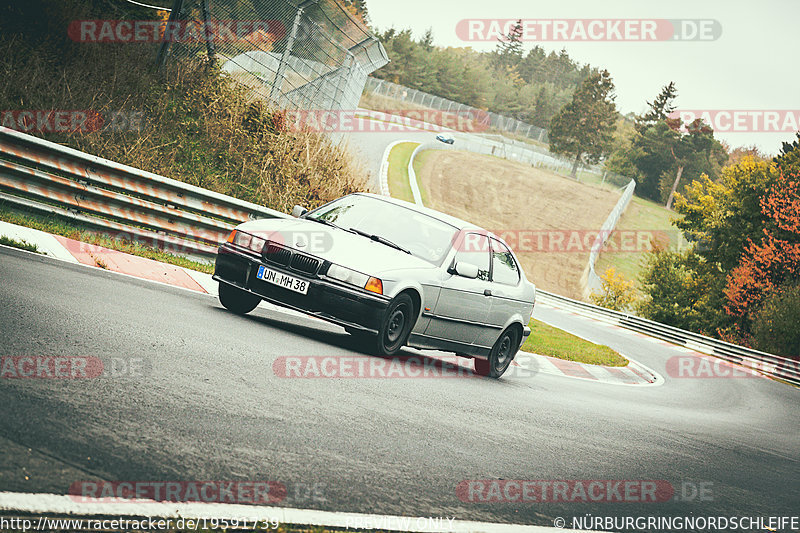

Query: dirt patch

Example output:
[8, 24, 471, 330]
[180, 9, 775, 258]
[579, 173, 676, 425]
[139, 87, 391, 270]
[417, 150, 621, 299]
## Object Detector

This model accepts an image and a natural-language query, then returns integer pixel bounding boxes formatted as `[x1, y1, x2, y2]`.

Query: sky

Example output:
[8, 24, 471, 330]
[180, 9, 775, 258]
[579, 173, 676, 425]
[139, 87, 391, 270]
[366, 0, 800, 155]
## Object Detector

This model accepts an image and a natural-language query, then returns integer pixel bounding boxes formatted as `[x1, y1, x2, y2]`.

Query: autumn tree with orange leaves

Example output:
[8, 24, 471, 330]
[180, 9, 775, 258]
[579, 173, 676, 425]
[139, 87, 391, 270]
[639, 134, 800, 354]
[723, 136, 800, 355]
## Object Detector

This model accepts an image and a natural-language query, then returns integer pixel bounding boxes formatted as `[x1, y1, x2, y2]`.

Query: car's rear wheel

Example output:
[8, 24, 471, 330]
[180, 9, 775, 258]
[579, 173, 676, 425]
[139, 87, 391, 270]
[219, 283, 260, 315]
[474, 327, 518, 378]
[355, 293, 416, 356]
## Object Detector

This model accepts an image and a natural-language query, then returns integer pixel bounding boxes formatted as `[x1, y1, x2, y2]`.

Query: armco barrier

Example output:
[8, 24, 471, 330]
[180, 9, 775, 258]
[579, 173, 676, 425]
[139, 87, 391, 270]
[536, 290, 800, 386]
[400, 142, 797, 387]
[2, 127, 795, 388]
[0, 127, 289, 261]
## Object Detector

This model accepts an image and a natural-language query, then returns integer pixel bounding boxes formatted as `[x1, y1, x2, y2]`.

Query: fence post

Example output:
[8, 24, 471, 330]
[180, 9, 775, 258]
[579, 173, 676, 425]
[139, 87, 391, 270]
[201, 0, 216, 66]
[155, 0, 184, 70]
[270, 0, 319, 101]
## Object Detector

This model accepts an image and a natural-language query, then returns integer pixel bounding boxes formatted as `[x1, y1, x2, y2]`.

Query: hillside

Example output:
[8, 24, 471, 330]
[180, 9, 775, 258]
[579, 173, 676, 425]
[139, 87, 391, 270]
[414, 149, 620, 299]
[0, 0, 367, 214]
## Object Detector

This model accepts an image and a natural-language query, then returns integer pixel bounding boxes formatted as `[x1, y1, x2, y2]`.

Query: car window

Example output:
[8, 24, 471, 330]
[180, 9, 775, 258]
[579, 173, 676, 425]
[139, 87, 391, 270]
[306, 195, 459, 266]
[490, 238, 520, 285]
[454, 233, 490, 281]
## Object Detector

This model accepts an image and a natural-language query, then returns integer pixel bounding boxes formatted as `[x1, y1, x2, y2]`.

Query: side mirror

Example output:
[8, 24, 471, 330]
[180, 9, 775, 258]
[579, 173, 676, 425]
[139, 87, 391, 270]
[292, 205, 308, 218]
[453, 261, 479, 279]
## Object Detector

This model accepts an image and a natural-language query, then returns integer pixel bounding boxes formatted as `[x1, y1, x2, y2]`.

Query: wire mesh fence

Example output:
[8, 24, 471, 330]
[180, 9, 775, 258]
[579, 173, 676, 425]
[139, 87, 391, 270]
[364, 77, 549, 143]
[583, 179, 636, 298]
[363, 77, 633, 187]
[164, 0, 387, 127]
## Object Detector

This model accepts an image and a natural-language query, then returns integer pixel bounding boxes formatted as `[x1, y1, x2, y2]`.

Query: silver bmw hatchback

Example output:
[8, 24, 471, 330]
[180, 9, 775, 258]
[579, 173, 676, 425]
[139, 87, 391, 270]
[213, 193, 536, 378]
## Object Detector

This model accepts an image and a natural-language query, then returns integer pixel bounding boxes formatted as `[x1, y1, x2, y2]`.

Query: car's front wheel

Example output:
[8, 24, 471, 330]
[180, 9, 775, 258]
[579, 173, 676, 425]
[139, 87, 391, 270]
[356, 293, 416, 356]
[474, 327, 518, 378]
[219, 283, 260, 315]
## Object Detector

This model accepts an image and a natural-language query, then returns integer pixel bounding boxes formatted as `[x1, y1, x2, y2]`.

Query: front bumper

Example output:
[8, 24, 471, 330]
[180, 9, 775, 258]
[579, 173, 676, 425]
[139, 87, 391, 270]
[213, 244, 391, 334]
[519, 325, 532, 351]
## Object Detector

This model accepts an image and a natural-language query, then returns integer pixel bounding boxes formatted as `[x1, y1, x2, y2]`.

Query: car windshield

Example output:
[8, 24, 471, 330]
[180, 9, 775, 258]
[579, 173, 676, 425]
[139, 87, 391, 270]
[305, 195, 459, 265]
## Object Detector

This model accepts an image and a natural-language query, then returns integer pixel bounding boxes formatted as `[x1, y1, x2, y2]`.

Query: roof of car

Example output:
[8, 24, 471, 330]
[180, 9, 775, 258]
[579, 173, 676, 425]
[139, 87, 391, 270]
[353, 192, 482, 231]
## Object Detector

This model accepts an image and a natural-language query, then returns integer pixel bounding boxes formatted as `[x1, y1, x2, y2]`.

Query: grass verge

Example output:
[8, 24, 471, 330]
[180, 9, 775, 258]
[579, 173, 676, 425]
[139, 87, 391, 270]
[0, 235, 41, 254]
[523, 318, 628, 366]
[0, 206, 214, 274]
[410, 149, 434, 206]
[387, 142, 419, 202]
[595, 196, 687, 295]
[1, 1, 368, 215]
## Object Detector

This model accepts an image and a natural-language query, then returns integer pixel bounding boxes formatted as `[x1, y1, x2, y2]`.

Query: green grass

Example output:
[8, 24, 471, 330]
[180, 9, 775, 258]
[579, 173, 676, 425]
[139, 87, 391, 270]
[387, 142, 419, 202]
[410, 149, 434, 206]
[0, 235, 41, 254]
[595, 196, 687, 294]
[0, 206, 214, 274]
[523, 318, 628, 366]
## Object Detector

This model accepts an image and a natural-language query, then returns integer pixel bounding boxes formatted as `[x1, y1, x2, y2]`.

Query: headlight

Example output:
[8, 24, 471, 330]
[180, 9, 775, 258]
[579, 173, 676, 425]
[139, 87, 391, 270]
[233, 230, 252, 248]
[249, 235, 266, 253]
[327, 264, 369, 288]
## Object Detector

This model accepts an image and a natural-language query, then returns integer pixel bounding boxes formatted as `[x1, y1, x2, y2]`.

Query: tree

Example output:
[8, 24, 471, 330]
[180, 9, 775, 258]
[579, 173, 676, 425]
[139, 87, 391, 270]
[548, 70, 617, 178]
[635, 82, 678, 133]
[674, 156, 776, 272]
[420, 27, 434, 52]
[494, 19, 524, 69]
[623, 83, 727, 204]
[341, 0, 369, 25]
[751, 284, 800, 357]
[590, 267, 636, 311]
[724, 146, 800, 318]
[637, 246, 731, 335]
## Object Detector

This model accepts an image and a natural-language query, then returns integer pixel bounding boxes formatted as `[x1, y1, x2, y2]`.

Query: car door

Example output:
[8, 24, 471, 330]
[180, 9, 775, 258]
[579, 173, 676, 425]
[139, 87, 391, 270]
[478, 237, 524, 347]
[424, 232, 492, 346]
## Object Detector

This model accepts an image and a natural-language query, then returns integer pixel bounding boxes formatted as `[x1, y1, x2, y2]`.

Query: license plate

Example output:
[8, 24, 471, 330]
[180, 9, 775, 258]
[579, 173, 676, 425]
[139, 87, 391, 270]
[256, 265, 309, 295]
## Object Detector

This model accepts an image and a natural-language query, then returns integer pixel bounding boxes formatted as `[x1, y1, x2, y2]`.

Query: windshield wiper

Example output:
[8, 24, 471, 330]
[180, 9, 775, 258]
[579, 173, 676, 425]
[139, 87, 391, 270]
[305, 216, 356, 234]
[305, 216, 338, 228]
[349, 228, 412, 255]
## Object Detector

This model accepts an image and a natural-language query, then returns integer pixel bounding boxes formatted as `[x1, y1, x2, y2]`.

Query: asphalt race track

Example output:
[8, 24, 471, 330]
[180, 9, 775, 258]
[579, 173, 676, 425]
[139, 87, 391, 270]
[1, 246, 798, 529]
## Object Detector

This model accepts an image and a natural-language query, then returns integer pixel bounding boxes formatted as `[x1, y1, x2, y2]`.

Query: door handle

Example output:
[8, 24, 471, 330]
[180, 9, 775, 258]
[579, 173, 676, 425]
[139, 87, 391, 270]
[484, 289, 492, 296]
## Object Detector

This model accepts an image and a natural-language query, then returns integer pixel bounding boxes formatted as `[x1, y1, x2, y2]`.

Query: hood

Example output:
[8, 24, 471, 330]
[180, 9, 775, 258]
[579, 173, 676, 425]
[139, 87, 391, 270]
[235, 218, 436, 276]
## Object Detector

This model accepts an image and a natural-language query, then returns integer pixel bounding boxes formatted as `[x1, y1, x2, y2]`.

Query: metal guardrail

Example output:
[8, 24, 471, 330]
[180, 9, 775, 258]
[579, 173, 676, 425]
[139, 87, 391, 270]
[0, 127, 289, 262]
[3, 127, 796, 388]
[536, 289, 800, 386]
[390, 136, 798, 387]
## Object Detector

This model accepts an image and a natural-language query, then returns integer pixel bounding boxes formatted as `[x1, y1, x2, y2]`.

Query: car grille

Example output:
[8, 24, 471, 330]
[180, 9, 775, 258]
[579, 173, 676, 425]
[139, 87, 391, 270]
[262, 241, 321, 276]
[290, 253, 320, 275]
[264, 242, 291, 266]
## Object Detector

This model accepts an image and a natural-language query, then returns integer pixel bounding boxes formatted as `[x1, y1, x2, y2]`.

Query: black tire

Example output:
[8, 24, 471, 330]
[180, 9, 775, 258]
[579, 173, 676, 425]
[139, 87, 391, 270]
[474, 327, 518, 378]
[219, 283, 260, 315]
[356, 293, 416, 356]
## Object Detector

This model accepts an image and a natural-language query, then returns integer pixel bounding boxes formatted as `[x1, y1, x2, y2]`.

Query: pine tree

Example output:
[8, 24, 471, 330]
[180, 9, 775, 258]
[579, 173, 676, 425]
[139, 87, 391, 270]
[548, 69, 618, 178]
[635, 81, 678, 133]
[420, 28, 434, 52]
[494, 19, 524, 69]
